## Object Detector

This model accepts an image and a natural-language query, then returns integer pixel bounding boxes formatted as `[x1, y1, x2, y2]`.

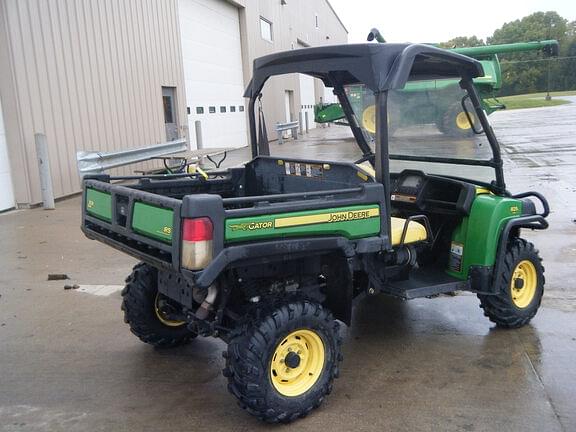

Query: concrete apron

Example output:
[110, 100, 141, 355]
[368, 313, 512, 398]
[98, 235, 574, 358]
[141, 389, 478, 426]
[0, 100, 575, 431]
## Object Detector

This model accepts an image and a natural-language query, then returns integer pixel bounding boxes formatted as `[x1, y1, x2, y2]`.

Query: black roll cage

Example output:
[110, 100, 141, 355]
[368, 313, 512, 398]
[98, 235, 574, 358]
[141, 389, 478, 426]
[244, 43, 506, 194]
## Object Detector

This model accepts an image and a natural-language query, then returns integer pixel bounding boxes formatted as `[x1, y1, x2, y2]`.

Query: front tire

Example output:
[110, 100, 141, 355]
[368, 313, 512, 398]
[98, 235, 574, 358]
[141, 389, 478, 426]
[441, 102, 478, 138]
[224, 300, 342, 423]
[478, 238, 545, 328]
[121, 263, 196, 347]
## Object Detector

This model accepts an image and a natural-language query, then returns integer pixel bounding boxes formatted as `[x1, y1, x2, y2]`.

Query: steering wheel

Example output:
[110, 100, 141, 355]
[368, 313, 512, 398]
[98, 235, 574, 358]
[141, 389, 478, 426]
[354, 153, 375, 164]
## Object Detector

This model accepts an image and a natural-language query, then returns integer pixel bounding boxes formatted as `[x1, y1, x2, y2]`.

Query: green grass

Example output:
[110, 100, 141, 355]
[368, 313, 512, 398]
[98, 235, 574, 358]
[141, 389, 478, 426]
[506, 90, 576, 98]
[494, 90, 575, 110]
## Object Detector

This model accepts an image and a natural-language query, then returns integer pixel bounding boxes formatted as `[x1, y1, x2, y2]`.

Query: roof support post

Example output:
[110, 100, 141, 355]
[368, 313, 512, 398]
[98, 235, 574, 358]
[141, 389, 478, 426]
[460, 79, 506, 193]
[248, 97, 258, 158]
[375, 91, 391, 248]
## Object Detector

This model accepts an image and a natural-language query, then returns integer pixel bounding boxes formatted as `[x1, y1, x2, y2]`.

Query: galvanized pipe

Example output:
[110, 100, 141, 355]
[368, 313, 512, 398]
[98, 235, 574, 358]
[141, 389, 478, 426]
[194, 120, 203, 150]
[194, 120, 204, 167]
[34, 133, 55, 210]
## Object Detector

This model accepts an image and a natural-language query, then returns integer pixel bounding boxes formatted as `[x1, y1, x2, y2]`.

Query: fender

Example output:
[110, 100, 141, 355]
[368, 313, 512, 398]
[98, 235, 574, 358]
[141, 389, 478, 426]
[492, 191, 550, 289]
[186, 236, 356, 290]
[491, 215, 548, 292]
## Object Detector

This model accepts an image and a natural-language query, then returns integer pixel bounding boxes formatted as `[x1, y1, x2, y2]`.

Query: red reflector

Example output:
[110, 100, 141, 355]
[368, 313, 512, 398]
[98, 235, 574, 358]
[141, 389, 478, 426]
[182, 217, 213, 241]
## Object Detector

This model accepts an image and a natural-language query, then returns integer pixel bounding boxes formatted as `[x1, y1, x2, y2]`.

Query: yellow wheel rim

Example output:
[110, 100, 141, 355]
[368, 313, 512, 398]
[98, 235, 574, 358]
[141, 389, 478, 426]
[362, 105, 376, 134]
[270, 329, 325, 397]
[455, 111, 474, 130]
[154, 293, 186, 327]
[510, 260, 538, 308]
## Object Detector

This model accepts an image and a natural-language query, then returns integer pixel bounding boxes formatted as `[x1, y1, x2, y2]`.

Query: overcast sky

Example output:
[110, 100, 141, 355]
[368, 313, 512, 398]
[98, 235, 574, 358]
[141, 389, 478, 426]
[329, 0, 576, 44]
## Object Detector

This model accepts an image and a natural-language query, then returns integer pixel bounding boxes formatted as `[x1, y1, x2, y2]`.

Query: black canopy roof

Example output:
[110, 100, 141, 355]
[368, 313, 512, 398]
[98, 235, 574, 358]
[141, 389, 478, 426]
[244, 43, 484, 97]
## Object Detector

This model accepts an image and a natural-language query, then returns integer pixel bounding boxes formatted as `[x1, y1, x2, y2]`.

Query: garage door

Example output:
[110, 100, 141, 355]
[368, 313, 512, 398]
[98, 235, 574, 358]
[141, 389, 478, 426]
[0, 99, 15, 211]
[179, 0, 247, 149]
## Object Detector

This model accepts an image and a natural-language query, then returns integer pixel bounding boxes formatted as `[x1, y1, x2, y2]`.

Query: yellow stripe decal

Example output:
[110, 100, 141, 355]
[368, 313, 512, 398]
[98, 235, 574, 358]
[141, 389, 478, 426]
[275, 207, 380, 228]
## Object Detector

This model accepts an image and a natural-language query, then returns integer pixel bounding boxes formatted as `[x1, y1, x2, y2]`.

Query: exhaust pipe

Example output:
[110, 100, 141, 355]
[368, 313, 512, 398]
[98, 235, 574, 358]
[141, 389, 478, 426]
[196, 284, 218, 320]
[367, 28, 386, 43]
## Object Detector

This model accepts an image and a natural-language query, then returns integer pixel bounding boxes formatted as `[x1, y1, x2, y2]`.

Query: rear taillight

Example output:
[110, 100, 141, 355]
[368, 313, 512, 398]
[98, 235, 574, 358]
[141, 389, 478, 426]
[181, 217, 213, 270]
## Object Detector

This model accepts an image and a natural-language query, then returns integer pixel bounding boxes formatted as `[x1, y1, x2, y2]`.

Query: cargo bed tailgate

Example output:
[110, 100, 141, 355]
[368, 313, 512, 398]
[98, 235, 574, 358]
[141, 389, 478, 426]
[82, 179, 182, 270]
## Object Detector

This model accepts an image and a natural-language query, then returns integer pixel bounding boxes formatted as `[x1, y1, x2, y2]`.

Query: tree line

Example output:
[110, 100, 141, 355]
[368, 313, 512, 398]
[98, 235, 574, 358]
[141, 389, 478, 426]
[439, 12, 576, 96]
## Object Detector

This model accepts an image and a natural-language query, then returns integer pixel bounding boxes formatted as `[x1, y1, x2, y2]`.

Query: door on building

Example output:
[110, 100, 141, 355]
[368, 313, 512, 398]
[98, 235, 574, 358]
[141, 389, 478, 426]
[178, 0, 247, 149]
[162, 87, 179, 141]
[0, 99, 15, 211]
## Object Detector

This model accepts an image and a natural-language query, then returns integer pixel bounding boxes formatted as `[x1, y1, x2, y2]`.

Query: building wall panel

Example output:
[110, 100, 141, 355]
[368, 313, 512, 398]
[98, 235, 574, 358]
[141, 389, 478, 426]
[0, 97, 15, 210]
[0, 0, 187, 205]
[239, 0, 348, 140]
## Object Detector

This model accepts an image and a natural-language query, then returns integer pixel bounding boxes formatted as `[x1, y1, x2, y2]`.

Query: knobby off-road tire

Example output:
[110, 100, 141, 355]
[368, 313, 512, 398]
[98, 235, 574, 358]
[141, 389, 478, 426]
[121, 262, 196, 347]
[223, 300, 343, 423]
[478, 238, 545, 328]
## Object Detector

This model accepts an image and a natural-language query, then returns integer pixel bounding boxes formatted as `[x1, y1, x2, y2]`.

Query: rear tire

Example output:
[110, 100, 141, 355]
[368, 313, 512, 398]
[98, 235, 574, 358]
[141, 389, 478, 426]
[121, 263, 196, 347]
[223, 300, 342, 423]
[478, 238, 544, 328]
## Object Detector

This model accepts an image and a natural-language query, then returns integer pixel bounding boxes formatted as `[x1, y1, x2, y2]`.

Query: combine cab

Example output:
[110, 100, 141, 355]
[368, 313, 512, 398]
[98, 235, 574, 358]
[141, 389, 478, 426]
[315, 30, 559, 137]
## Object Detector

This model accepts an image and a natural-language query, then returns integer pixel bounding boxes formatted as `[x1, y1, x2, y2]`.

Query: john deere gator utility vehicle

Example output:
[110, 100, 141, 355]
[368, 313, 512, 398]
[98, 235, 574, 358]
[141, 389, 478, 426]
[315, 29, 559, 138]
[81, 43, 549, 423]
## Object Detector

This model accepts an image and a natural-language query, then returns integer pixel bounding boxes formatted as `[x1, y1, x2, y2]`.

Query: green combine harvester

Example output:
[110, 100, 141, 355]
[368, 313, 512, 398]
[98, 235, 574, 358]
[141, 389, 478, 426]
[315, 29, 559, 137]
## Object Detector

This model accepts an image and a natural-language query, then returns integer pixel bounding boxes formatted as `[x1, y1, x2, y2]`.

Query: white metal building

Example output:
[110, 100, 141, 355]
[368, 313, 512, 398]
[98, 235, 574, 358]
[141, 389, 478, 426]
[0, 0, 347, 210]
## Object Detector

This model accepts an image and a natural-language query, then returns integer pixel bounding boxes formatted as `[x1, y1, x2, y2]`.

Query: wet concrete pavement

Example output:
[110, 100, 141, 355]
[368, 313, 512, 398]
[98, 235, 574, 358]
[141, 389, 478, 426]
[493, 96, 576, 299]
[1, 100, 575, 431]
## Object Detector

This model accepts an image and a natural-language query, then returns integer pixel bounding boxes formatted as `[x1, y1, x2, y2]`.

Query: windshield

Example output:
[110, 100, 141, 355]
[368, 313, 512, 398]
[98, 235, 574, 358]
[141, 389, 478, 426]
[345, 80, 496, 185]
